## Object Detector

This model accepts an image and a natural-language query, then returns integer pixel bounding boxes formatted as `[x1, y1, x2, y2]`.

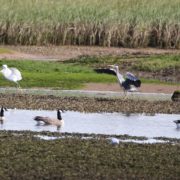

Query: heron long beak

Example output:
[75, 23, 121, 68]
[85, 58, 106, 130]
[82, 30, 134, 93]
[108, 65, 116, 71]
[108, 65, 115, 68]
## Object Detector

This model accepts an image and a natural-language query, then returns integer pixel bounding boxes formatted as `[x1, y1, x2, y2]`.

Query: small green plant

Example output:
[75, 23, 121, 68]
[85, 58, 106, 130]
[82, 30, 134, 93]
[0, 48, 13, 54]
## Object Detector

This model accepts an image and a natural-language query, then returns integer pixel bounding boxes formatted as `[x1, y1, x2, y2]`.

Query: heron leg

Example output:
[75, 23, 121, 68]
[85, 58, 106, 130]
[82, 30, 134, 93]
[123, 90, 127, 99]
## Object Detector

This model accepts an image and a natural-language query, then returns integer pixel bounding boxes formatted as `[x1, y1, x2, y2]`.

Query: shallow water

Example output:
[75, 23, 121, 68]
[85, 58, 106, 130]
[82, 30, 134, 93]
[1, 109, 180, 138]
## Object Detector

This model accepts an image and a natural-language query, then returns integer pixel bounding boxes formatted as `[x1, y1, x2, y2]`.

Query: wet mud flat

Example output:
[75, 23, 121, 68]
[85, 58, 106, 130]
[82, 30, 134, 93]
[0, 93, 179, 114]
[0, 91, 179, 179]
[0, 130, 179, 179]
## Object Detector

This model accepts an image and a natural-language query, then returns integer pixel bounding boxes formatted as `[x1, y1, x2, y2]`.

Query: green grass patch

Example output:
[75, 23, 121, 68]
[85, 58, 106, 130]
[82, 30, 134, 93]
[141, 78, 178, 85]
[0, 56, 179, 89]
[0, 48, 13, 54]
[65, 54, 180, 72]
[0, 60, 116, 89]
[132, 55, 180, 72]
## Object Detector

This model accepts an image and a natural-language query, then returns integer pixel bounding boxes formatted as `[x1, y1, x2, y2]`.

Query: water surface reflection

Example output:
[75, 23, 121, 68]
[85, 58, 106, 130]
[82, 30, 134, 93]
[1, 109, 180, 138]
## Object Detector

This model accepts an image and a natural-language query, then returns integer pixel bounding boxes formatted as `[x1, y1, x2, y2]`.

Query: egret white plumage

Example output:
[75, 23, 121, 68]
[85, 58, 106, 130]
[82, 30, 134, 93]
[0, 64, 22, 88]
[94, 65, 141, 92]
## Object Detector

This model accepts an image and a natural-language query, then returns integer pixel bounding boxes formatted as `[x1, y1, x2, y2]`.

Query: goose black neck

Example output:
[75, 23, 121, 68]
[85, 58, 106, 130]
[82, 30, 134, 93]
[0, 108, 4, 117]
[57, 110, 62, 120]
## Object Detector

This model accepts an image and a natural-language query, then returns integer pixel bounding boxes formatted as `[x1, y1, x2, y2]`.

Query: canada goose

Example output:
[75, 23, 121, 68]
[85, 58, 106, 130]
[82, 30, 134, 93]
[0, 107, 8, 123]
[0, 64, 22, 88]
[174, 120, 180, 128]
[94, 65, 141, 92]
[34, 109, 64, 129]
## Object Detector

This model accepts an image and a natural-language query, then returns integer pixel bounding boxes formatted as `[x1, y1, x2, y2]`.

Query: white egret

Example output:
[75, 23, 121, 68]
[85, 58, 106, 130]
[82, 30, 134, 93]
[0, 64, 22, 88]
[94, 65, 141, 92]
[34, 109, 64, 130]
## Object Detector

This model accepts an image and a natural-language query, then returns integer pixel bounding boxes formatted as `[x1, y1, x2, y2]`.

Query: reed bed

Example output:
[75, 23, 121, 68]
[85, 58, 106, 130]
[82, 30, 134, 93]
[0, 0, 179, 48]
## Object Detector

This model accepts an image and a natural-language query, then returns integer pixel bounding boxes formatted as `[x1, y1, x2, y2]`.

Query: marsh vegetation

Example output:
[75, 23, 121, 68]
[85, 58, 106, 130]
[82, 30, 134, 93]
[0, 131, 179, 179]
[0, 94, 179, 114]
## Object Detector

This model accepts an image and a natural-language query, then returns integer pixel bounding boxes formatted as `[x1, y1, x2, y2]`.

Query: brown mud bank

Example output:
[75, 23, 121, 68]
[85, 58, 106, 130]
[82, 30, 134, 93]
[1, 45, 180, 61]
[0, 94, 179, 114]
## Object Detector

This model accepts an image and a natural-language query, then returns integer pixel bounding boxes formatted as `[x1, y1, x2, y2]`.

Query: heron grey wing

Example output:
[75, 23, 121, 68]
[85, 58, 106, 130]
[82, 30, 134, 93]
[94, 68, 116, 76]
[10, 68, 22, 80]
[126, 72, 138, 81]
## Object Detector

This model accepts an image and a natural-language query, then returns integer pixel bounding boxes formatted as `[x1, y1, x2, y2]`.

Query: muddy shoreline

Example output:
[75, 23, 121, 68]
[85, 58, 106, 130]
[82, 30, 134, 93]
[0, 94, 179, 114]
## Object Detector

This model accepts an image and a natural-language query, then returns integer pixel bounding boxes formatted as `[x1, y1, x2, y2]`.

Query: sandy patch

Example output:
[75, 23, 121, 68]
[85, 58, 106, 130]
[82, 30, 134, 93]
[0, 45, 179, 61]
[82, 83, 180, 94]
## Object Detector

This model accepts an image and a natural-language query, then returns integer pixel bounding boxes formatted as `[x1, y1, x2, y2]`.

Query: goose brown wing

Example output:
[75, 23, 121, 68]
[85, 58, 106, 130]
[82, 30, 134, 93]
[34, 116, 52, 124]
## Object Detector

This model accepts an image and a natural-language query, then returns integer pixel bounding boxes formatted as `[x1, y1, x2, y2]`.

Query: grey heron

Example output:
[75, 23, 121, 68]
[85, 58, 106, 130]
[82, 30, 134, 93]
[34, 109, 64, 130]
[0, 64, 22, 88]
[94, 65, 141, 92]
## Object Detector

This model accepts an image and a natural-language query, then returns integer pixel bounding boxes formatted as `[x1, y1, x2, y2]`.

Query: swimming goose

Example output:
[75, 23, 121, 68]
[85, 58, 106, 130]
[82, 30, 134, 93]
[0, 107, 7, 122]
[0, 64, 22, 88]
[174, 120, 180, 128]
[34, 109, 64, 129]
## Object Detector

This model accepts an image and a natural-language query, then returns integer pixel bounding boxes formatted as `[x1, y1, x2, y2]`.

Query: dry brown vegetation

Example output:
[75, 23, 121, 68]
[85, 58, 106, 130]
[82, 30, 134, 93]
[0, 0, 179, 48]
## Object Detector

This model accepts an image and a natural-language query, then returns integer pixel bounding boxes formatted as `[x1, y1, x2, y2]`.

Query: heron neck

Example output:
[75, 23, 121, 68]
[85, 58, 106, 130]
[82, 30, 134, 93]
[116, 70, 125, 84]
